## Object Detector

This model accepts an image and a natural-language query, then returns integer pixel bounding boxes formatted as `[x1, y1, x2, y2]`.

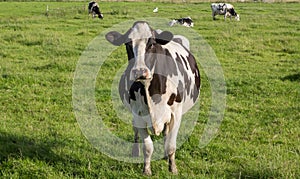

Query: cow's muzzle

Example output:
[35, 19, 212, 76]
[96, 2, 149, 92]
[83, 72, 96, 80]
[132, 68, 151, 80]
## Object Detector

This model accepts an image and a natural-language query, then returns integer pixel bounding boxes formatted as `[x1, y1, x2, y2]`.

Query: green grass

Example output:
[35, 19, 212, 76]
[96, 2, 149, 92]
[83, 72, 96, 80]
[1, 1, 299, 178]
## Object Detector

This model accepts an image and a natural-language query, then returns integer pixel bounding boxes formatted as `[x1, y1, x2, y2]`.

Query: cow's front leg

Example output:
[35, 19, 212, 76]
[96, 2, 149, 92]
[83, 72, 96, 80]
[212, 13, 216, 20]
[132, 127, 140, 157]
[138, 128, 153, 175]
[164, 112, 181, 174]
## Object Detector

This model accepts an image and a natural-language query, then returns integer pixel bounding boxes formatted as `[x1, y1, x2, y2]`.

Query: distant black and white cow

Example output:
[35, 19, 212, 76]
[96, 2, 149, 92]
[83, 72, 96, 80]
[88, 1, 103, 19]
[106, 21, 200, 175]
[211, 3, 240, 21]
[169, 17, 194, 27]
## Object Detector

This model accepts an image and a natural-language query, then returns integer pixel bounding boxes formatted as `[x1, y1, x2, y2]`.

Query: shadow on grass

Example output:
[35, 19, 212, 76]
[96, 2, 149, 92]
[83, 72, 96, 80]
[0, 132, 59, 162]
[281, 73, 300, 82]
[228, 168, 282, 179]
[0, 131, 87, 176]
[0, 131, 142, 177]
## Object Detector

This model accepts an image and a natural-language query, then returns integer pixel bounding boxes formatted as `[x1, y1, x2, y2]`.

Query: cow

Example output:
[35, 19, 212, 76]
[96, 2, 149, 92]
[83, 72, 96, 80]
[169, 17, 194, 27]
[211, 3, 240, 21]
[105, 21, 200, 175]
[88, 1, 103, 19]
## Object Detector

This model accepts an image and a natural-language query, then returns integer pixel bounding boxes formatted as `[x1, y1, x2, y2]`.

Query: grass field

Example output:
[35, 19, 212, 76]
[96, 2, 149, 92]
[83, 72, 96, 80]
[0, 1, 299, 178]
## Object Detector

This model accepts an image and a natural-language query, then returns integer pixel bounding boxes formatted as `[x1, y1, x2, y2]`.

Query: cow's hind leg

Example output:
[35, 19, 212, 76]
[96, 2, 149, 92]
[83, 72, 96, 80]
[132, 127, 140, 157]
[139, 128, 153, 175]
[164, 111, 182, 174]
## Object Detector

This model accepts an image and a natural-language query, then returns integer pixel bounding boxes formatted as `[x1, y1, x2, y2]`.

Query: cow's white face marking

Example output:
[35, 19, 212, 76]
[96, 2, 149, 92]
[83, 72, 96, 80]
[129, 23, 153, 81]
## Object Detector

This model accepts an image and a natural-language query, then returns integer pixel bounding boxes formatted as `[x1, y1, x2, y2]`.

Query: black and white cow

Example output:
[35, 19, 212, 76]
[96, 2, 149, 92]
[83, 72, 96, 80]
[169, 17, 194, 27]
[88, 1, 103, 19]
[106, 21, 200, 175]
[211, 3, 240, 21]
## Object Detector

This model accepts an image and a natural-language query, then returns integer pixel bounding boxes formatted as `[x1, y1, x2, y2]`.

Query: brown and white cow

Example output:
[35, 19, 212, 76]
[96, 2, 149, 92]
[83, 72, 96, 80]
[106, 21, 200, 175]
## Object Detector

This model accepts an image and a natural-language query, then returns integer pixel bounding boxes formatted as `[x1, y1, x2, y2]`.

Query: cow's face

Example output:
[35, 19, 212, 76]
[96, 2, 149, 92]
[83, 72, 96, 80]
[93, 6, 103, 19]
[106, 21, 173, 82]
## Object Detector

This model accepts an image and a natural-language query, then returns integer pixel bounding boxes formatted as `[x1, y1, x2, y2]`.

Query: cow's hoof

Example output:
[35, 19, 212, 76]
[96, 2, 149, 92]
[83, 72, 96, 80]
[132, 143, 140, 157]
[143, 168, 152, 176]
[169, 165, 178, 175]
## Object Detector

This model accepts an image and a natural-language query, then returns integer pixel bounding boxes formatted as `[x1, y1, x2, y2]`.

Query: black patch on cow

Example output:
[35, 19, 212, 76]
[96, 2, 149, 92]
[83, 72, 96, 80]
[167, 93, 176, 106]
[192, 84, 199, 102]
[148, 74, 167, 104]
[187, 53, 200, 90]
[125, 41, 134, 61]
[88, 2, 96, 10]
[217, 3, 226, 11]
[129, 81, 147, 104]
[228, 8, 237, 16]
[167, 87, 182, 106]
[180, 54, 189, 70]
[176, 17, 193, 25]
[175, 53, 184, 76]
[176, 53, 190, 91]
[176, 81, 184, 103]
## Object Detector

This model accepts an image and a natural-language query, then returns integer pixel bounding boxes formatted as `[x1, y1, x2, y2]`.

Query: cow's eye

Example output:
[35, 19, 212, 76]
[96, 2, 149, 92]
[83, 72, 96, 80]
[146, 39, 155, 49]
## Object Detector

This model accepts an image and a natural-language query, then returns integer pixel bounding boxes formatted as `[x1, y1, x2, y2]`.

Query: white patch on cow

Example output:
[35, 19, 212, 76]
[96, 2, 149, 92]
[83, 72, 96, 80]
[129, 23, 153, 81]
[144, 82, 174, 135]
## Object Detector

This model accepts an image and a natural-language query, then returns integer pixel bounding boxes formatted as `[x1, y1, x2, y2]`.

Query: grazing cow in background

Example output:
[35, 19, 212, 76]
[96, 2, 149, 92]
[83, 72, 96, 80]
[169, 17, 194, 27]
[88, 1, 103, 19]
[211, 3, 240, 21]
[106, 21, 200, 175]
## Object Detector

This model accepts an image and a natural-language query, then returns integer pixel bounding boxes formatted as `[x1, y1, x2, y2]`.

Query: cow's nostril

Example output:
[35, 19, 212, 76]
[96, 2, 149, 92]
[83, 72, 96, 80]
[133, 68, 149, 80]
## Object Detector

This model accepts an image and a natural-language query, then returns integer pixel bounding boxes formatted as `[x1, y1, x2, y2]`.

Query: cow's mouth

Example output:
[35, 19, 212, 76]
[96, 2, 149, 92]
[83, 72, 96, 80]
[136, 76, 152, 81]
[135, 77, 152, 85]
[132, 68, 151, 81]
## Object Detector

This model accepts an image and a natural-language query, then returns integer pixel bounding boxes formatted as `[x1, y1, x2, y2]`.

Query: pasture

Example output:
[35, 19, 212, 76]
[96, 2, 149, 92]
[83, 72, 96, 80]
[0, 1, 299, 178]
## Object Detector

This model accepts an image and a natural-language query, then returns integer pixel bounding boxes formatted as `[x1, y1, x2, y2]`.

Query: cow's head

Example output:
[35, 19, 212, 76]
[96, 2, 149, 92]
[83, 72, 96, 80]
[228, 8, 240, 21]
[93, 5, 103, 19]
[106, 21, 173, 82]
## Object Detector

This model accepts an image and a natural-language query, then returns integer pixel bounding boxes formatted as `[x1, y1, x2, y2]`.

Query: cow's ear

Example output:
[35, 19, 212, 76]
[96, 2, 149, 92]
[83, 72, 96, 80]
[106, 31, 124, 46]
[156, 31, 173, 45]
